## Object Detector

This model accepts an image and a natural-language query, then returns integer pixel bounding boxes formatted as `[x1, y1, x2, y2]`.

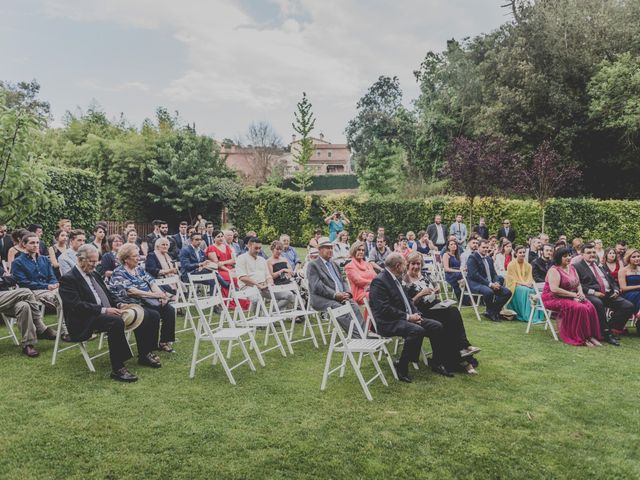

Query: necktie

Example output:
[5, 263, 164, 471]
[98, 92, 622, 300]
[590, 263, 605, 293]
[90, 274, 111, 307]
[325, 261, 343, 292]
[393, 275, 412, 314]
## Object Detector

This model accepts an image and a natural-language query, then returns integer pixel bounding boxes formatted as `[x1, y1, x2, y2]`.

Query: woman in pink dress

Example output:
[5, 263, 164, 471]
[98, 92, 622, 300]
[345, 241, 377, 324]
[542, 246, 601, 346]
[205, 230, 249, 310]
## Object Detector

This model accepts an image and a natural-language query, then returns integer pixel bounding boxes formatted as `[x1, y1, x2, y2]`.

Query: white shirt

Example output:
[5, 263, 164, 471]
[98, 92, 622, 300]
[236, 252, 268, 288]
[59, 248, 78, 276]
[435, 224, 445, 244]
[76, 266, 107, 314]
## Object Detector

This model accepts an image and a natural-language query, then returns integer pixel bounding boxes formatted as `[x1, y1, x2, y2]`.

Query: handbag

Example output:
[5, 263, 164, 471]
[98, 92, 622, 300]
[141, 297, 161, 308]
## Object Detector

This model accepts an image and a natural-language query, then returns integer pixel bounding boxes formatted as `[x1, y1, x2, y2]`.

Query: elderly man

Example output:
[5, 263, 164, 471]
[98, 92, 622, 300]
[0, 263, 50, 357]
[280, 234, 300, 271]
[59, 229, 86, 276]
[237, 237, 294, 308]
[369, 253, 453, 382]
[60, 244, 161, 382]
[307, 237, 365, 337]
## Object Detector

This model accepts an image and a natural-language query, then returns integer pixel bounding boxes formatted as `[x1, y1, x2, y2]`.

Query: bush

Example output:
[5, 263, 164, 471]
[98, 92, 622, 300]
[231, 187, 640, 247]
[280, 174, 359, 191]
[29, 166, 100, 243]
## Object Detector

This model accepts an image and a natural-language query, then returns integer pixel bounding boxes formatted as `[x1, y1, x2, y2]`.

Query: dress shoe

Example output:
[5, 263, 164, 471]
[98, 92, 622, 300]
[22, 345, 39, 357]
[604, 334, 620, 346]
[158, 342, 176, 353]
[460, 346, 481, 357]
[61, 333, 73, 343]
[110, 367, 138, 382]
[138, 353, 162, 368]
[393, 361, 411, 382]
[37, 327, 57, 340]
[431, 364, 454, 378]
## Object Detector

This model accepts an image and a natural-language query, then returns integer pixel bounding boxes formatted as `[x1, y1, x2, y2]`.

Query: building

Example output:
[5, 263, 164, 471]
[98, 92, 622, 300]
[285, 133, 352, 175]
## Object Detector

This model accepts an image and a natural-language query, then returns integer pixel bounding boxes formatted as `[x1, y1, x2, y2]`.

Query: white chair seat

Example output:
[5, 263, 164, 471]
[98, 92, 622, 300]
[206, 327, 253, 341]
[337, 338, 388, 353]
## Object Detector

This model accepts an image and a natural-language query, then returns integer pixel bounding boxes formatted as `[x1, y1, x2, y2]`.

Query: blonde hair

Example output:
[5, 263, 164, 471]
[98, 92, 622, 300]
[349, 241, 365, 258]
[117, 243, 139, 263]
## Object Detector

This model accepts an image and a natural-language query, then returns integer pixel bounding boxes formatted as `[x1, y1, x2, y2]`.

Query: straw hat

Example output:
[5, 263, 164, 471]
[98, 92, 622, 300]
[120, 304, 145, 331]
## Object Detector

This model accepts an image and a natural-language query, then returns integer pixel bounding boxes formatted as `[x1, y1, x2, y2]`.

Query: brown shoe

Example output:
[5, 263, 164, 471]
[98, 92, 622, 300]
[22, 345, 40, 357]
[37, 327, 58, 341]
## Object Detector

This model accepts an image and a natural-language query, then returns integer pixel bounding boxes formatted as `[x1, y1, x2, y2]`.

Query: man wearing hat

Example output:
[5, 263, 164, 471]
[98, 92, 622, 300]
[59, 244, 161, 382]
[307, 237, 365, 337]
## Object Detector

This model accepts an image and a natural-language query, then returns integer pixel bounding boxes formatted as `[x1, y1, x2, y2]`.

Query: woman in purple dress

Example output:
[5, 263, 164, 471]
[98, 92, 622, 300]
[542, 247, 601, 347]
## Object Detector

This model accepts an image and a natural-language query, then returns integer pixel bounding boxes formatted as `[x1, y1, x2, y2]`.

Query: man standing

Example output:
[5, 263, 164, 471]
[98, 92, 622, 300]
[466, 240, 511, 321]
[367, 236, 391, 273]
[203, 222, 215, 248]
[58, 230, 86, 276]
[449, 214, 468, 247]
[173, 221, 190, 254]
[574, 243, 634, 346]
[472, 217, 489, 240]
[369, 253, 453, 382]
[0, 223, 12, 262]
[498, 219, 516, 243]
[427, 215, 448, 252]
[11, 233, 59, 309]
[532, 244, 554, 283]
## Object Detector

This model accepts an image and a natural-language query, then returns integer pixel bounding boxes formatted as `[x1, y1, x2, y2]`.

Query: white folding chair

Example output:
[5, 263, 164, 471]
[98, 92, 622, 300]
[231, 286, 290, 357]
[268, 282, 325, 348]
[300, 276, 332, 338]
[1, 313, 19, 346]
[526, 282, 559, 341]
[189, 290, 265, 384]
[320, 303, 396, 401]
[154, 275, 196, 334]
[458, 270, 483, 321]
[188, 271, 219, 325]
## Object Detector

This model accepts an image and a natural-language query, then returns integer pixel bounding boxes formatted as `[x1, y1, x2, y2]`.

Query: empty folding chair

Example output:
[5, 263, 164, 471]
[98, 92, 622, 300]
[154, 275, 196, 334]
[320, 303, 397, 401]
[458, 270, 483, 321]
[526, 282, 559, 341]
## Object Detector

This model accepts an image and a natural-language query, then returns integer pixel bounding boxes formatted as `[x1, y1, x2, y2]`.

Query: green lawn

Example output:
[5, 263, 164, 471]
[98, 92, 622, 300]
[2, 307, 639, 480]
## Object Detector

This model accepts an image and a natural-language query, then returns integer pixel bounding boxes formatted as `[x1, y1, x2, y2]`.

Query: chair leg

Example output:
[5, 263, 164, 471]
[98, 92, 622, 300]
[214, 340, 237, 385]
[51, 316, 63, 366]
[383, 346, 398, 380]
[320, 330, 337, 391]
[369, 352, 388, 387]
[246, 331, 265, 367]
[189, 334, 201, 379]
[315, 313, 327, 345]
[79, 343, 96, 372]
[279, 319, 294, 355]
[346, 350, 373, 401]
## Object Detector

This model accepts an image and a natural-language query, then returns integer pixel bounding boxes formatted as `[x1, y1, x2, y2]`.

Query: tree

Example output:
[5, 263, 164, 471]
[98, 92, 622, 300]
[442, 136, 513, 223]
[514, 141, 581, 232]
[291, 92, 316, 191]
[359, 140, 404, 197]
[245, 121, 283, 185]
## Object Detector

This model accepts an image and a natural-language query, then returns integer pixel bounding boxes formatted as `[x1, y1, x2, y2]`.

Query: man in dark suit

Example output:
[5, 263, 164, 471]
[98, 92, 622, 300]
[0, 224, 13, 263]
[426, 215, 448, 251]
[466, 239, 511, 321]
[145, 219, 163, 251]
[369, 253, 453, 382]
[178, 232, 219, 293]
[532, 244, 554, 283]
[59, 244, 161, 382]
[203, 222, 215, 248]
[497, 219, 516, 243]
[363, 232, 376, 258]
[472, 217, 489, 240]
[172, 221, 189, 254]
[574, 243, 634, 346]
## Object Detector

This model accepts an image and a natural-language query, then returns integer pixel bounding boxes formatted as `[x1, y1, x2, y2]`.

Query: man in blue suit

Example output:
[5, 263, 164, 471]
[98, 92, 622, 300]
[466, 239, 511, 321]
[178, 232, 222, 294]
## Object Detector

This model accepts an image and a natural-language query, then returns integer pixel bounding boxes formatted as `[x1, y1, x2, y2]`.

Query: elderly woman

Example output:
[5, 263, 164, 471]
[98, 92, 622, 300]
[332, 230, 350, 268]
[101, 234, 123, 280]
[145, 236, 179, 296]
[403, 251, 480, 374]
[344, 241, 377, 307]
[505, 245, 544, 323]
[110, 243, 176, 353]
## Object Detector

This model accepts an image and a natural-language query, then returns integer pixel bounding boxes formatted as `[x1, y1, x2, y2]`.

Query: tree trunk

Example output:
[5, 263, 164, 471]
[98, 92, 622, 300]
[540, 201, 546, 233]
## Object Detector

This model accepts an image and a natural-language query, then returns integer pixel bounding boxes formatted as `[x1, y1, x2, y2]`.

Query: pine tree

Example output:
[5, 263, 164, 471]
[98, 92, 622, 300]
[291, 92, 316, 191]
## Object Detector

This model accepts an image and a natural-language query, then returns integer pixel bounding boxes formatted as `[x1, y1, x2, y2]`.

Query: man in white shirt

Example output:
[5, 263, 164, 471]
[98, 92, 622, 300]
[460, 238, 479, 269]
[450, 214, 468, 247]
[427, 215, 448, 251]
[58, 229, 86, 276]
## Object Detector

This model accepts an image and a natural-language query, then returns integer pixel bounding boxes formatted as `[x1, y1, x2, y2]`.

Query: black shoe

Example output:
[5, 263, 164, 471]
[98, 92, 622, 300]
[138, 353, 162, 368]
[37, 327, 58, 340]
[22, 345, 40, 357]
[393, 361, 411, 382]
[431, 364, 454, 378]
[604, 334, 620, 346]
[110, 367, 138, 382]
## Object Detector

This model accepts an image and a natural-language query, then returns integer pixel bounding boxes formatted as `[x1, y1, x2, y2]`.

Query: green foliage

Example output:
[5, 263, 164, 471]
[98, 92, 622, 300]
[281, 174, 359, 191]
[291, 92, 316, 191]
[358, 141, 404, 197]
[232, 187, 640, 247]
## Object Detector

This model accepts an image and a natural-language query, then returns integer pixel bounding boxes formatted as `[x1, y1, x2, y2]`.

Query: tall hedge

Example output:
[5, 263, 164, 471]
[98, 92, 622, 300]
[280, 174, 359, 191]
[231, 187, 640, 247]
[29, 166, 100, 243]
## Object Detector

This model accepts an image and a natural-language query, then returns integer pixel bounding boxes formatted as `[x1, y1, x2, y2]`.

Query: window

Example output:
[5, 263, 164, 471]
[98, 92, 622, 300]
[317, 150, 321, 156]
[327, 151, 332, 158]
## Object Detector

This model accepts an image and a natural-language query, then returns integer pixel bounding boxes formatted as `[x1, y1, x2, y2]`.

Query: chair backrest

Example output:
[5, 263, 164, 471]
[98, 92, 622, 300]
[153, 275, 181, 287]
[192, 289, 234, 330]
[231, 286, 269, 323]
[363, 297, 379, 334]
[188, 271, 219, 300]
[327, 302, 365, 343]
[268, 281, 306, 314]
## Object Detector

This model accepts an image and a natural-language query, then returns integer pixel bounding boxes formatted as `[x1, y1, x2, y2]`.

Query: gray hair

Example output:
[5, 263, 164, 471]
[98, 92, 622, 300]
[384, 252, 405, 269]
[77, 244, 99, 261]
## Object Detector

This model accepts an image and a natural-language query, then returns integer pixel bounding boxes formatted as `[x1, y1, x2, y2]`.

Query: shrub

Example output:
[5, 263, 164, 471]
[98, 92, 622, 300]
[280, 174, 359, 191]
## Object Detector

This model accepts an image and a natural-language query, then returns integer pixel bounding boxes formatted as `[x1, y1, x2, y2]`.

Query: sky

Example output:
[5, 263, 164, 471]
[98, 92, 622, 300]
[1, 0, 508, 144]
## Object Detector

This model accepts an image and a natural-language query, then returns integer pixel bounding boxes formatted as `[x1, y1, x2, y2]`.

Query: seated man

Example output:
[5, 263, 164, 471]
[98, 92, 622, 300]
[466, 239, 511, 321]
[58, 229, 86, 276]
[532, 244, 554, 283]
[59, 244, 161, 382]
[460, 237, 478, 269]
[0, 263, 50, 357]
[368, 253, 453, 382]
[307, 237, 365, 337]
[178, 231, 226, 294]
[367, 236, 391, 273]
[236, 237, 294, 309]
[11, 233, 59, 310]
[574, 242, 634, 346]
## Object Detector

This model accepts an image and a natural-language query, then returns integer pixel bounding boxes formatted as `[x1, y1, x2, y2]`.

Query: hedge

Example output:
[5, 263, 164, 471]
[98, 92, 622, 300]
[280, 174, 359, 191]
[231, 187, 640, 247]
[29, 166, 100, 243]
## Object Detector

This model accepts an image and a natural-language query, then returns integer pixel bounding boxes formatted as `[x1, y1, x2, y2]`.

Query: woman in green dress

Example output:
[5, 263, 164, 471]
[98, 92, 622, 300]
[506, 245, 544, 323]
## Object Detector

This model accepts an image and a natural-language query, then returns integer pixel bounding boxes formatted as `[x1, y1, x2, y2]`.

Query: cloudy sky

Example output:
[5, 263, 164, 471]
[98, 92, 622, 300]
[2, 0, 507, 143]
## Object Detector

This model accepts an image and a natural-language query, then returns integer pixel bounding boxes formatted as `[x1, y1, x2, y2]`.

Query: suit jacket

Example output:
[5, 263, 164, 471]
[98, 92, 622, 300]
[472, 225, 489, 240]
[146, 232, 160, 250]
[498, 227, 516, 243]
[574, 259, 617, 295]
[0, 235, 13, 262]
[173, 233, 189, 253]
[467, 251, 502, 289]
[178, 245, 205, 282]
[532, 257, 553, 283]
[426, 223, 448, 245]
[368, 269, 418, 326]
[307, 257, 351, 311]
[59, 267, 119, 341]
[203, 233, 215, 247]
[145, 251, 172, 278]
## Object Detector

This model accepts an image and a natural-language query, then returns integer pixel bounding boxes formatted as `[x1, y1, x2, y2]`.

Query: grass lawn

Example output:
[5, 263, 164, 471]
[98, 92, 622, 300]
[2, 305, 640, 480]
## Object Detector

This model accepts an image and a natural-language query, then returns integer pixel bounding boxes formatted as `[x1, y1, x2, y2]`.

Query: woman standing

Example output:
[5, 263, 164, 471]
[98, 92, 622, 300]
[332, 230, 350, 268]
[542, 247, 601, 346]
[619, 248, 640, 320]
[506, 246, 544, 323]
[324, 211, 350, 242]
[48, 229, 68, 280]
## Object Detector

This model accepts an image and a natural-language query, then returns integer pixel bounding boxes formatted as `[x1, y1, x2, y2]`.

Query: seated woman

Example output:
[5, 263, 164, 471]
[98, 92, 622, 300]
[406, 231, 418, 252]
[602, 247, 623, 288]
[48, 229, 68, 280]
[308, 229, 322, 249]
[395, 236, 412, 257]
[619, 248, 640, 320]
[110, 243, 176, 353]
[442, 239, 463, 301]
[506, 245, 544, 323]
[403, 252, 481, 374]
[101, 234, 123, 280]
[494, 239, 513, 277]
[416, 231, 432, 255]
[332, 230, 350, 268]
[124, 228, 146, 261]
[206, 230, 247, 310]
[344, 241, 377, 315]
[542, 246, 601, 347]
[145, 237, 179, 296]
[6, 228, 29, 272]
[267, 240, 295, 286]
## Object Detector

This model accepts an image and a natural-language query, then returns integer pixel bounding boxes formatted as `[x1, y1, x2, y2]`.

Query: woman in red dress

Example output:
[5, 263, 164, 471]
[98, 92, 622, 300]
[205, 230, 249, 310]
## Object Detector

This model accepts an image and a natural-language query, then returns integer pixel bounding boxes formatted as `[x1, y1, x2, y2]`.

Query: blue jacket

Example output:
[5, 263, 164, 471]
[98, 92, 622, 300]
[179, 245, 204, 281]
[12, 253, 58, 290]
[466, 251, 502, 289]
